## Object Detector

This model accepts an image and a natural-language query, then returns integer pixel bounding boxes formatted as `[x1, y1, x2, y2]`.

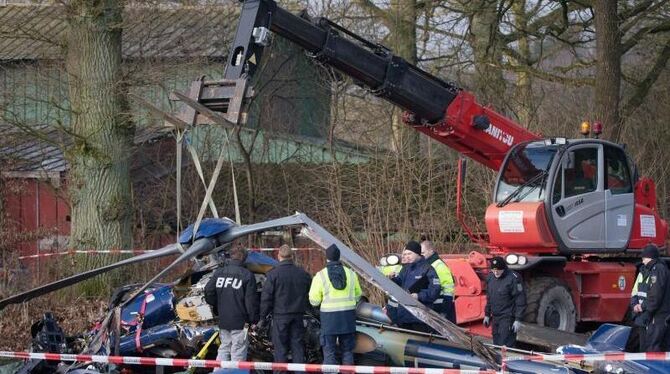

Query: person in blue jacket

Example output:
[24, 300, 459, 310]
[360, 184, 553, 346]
[387, 240, 441, 332]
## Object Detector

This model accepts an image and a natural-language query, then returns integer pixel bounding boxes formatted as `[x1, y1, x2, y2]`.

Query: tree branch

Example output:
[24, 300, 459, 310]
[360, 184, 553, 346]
[619, 0, 655, 20]
[500, 62, 595, 87]
[621, 38, 670, 118]
[353, 0, 390, 26]
[622, 20, 670, 53]
[501, 1, 591, 43]
[619, 0, 668, 30]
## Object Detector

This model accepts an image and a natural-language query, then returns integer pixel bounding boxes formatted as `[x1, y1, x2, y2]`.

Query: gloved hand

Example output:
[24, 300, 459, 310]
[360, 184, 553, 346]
[512, 320, 521, 333]
[483, 316, 490, 328]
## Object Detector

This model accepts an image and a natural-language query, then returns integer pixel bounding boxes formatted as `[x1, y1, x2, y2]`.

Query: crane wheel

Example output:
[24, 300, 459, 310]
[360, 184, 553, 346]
[524, 277, 576, 332]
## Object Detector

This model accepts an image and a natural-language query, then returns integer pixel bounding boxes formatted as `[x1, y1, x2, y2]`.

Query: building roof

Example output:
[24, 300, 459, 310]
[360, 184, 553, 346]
[0, 125, 67, 174]
[0, 124, 172, 175]
[0, 3, 237, 61]
[0, 123, 371, 178]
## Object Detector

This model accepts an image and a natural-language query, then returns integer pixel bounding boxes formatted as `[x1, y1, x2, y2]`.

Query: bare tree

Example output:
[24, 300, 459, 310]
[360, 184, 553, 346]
[65, 0, 134, 251]
[353, 0, 422, 155]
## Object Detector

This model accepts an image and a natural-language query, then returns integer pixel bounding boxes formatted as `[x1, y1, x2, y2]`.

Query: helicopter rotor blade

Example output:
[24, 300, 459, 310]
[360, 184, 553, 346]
[0, 243, 180, 311]
[121, 215, 306, 306]
[119, 238, 217, 307]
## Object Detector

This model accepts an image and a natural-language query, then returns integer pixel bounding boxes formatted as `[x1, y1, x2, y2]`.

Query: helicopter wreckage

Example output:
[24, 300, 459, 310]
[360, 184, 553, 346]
[0, 213, 622, 373]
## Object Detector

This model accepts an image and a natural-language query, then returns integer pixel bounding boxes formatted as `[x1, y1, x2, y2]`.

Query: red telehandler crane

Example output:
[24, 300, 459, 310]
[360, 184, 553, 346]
[187, 0, 668, 340]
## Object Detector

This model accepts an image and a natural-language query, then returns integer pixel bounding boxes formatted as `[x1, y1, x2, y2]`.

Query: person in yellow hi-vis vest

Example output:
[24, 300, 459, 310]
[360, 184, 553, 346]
[421, 240, 456, 322]
[378, 254, 402, 277]
[309, 244, 362, 365]
[631, 264, 651, 352]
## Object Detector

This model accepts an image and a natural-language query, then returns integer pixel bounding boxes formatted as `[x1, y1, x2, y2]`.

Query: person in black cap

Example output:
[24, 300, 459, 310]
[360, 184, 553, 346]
[204, 246, 259, 367]
[309, 244, 362, 364]
[632, 244, 670, 351]
[387, 240, 441, 332]
[483, 256, 526, 347]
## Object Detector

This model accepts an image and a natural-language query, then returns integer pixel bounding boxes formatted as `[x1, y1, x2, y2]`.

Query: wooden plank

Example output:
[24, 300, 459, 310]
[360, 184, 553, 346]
[226, 78, 248, 124]
[171, 90, 238, 129]
[129, 93, 190, 130]
[38, 181, 58, 233]
[21, 180, 38, 256]
[179, 79, 204, 126]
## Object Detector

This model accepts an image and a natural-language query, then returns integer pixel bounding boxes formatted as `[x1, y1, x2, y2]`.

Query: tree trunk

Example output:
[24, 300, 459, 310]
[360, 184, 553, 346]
[593, 0, 622, 140]
[389, 0, 420, 156]
[511, 0, 533, 128]
[66, 0, 134, 251]
[352, 0, 422, 155]
[468, 0, 506, 109]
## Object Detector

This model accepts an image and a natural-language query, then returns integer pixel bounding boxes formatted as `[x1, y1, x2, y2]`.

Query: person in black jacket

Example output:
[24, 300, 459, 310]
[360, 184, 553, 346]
[260, 245, 312, 370]
[634, 244, 670, 351]
[205, 246, 259, 364]
[388, 241, 441, 333]
[630, 260, 652, 352]
[483, 256, 526, 347]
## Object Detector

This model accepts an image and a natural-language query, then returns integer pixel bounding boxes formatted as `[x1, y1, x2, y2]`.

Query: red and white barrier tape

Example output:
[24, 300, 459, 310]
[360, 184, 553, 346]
[18, 247, 319, 260]
[18, 250, 155, 260]
[506, 351, 670, 362]
[251, 247, 319, 252]
[0, 351, 495, 373]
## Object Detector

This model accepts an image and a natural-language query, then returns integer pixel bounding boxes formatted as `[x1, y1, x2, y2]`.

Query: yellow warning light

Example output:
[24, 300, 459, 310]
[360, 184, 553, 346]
[580, 121, 591, 137]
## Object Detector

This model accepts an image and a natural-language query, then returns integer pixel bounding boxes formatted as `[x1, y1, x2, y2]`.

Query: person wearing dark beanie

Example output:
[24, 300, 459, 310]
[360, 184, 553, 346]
[631, 243, 670, 352]
[308, 244, 361, 364]
[326, 244, 340, 261]
[405, 240, 421, 256]
[641, 244, 660, 260]
[386, 240, 441, 333]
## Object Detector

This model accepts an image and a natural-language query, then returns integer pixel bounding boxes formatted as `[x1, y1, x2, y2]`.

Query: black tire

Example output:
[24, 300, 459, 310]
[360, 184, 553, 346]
[524, 277, 577, 332]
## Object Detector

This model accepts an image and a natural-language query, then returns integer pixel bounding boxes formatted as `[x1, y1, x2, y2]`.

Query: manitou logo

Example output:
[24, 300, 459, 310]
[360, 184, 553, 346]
[484, 124, 514, 146]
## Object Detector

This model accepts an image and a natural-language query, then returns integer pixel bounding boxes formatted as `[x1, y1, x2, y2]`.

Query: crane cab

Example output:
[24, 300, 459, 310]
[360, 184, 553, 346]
[485, 139, 667, 255]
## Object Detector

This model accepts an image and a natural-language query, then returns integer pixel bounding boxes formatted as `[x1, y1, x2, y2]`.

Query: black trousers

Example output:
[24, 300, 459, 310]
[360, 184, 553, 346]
[433, 295, 456, 323]
[321, 332, 356, 365]
[637, 326, 647, 352]
[492, 316, 516, 347]
[272, 314, 306, 372]
[645, 313, 670, 352]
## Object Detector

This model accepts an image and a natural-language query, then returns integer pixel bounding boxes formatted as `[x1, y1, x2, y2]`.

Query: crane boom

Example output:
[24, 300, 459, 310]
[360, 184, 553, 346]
[221, 0, 541, 170]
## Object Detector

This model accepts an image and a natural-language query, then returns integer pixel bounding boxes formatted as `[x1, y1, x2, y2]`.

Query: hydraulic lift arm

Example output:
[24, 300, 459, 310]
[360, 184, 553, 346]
[219, 0, 541, 170]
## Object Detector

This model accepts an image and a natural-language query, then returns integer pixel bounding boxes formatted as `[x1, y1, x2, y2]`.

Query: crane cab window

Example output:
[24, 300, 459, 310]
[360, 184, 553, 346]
[605, 146, 632, 194]
[495, 143, 557, 203]
[563, 148, 598, 199]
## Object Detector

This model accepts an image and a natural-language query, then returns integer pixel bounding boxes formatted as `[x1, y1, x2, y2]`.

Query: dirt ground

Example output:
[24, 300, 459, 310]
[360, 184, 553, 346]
[0, 297, 106, 351]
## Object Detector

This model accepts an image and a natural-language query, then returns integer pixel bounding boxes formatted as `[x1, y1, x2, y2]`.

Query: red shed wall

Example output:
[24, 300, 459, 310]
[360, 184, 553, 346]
[2, 177, 70, 256]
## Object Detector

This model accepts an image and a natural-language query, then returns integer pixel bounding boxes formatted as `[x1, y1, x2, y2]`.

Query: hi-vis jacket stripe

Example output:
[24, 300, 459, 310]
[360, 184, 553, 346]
[431, 259, 455, 297]
[309, 267, 361, 312]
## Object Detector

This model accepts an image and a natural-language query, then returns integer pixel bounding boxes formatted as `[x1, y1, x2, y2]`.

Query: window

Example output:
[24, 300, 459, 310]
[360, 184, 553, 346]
[605, 146, 632, 194]
[564, 147, 598, 198]
[495, 142, 557, 203]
